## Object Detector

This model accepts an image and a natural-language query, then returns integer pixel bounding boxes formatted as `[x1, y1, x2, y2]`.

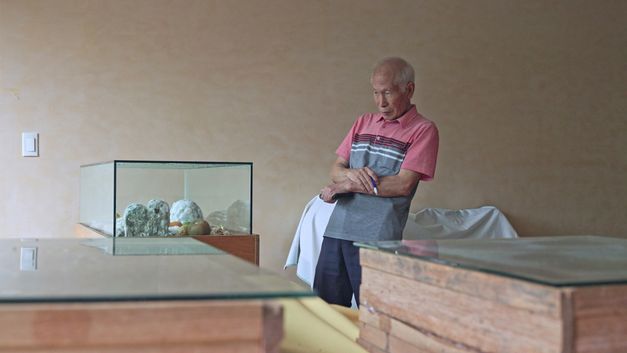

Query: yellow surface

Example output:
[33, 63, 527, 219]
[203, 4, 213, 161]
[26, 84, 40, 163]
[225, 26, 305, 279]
[279, 298, 367, 353]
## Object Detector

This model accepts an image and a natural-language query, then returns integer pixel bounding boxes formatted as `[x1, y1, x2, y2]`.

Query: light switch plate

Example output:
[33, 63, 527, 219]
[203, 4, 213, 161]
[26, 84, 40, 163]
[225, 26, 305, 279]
[20, 247, 38, 271]
[22, 132, 39, 157]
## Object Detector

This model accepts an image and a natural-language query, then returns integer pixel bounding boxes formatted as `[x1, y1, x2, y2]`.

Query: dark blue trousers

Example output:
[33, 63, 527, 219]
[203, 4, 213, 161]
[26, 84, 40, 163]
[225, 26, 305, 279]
[313, 236, 361, 307]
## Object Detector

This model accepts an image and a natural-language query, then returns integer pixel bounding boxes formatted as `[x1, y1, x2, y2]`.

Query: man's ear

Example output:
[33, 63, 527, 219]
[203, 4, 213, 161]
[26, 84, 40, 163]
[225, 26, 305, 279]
[406, 82, 415, 98]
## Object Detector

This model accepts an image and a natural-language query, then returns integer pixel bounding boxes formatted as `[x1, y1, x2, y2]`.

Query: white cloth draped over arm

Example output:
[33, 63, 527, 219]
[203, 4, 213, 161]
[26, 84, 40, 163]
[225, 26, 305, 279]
[284, 196, 336, 287]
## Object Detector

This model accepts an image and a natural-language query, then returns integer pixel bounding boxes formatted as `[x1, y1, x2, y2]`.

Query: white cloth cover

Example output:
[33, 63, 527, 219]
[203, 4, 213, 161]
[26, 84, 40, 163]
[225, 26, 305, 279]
[402, 206, 518, 240]
[285, 197, 518, 287]
[285, 196, 336, 287]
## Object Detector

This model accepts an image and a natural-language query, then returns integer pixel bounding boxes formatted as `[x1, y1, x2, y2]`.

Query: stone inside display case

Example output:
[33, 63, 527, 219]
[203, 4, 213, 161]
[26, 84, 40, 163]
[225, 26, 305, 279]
[80, 161, 253, 238]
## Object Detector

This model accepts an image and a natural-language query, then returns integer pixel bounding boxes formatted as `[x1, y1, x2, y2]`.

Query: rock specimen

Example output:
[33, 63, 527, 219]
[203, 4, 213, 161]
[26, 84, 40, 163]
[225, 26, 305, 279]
[114, 199, 209, 237]
[210, 225, 230, 235]
[207, 210, 227, 228]
[170, 199, 203, 224]
[226, 200, 250, 233]
[123, 203, 149, 237]
[177, 220, 211, 236]
[188, 220, 211, 235]
[147, 199, 170, 237]
[115, 217, 125, 237]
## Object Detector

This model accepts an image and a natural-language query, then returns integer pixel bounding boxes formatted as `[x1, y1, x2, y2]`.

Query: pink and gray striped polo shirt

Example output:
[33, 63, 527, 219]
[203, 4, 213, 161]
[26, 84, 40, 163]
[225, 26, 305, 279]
[325, 105, 439, 241]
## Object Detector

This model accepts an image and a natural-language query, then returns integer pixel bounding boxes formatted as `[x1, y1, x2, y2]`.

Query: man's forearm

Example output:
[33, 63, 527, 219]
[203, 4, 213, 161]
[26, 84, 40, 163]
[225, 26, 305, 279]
[327, 158, 421, 199]
[375, 173, 420, 197]
[330, 161, 350, 183]
[329, 157, 378, 194]
[321, 171, 419, 203]
[320, 179, 367, 203]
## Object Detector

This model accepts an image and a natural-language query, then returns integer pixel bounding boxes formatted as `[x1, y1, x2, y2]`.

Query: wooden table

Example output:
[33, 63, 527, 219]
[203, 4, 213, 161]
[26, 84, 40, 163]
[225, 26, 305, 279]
[0, 238, 311, 352]
[356, 236, 627, 353]
[0, 300, 282, 352]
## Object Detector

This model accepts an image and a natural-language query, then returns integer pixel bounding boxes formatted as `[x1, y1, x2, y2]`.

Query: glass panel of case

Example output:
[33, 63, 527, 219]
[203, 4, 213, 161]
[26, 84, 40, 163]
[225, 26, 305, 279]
[356, 235, 627, 286]
[80, 162, 115, 235]
[1, 238, 312, 303]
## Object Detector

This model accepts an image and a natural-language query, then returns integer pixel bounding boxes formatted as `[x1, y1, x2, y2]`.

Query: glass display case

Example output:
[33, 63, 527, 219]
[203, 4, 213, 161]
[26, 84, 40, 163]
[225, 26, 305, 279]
[355, 236, 627, 353]
[80, 160, 252, 240]
[0, 237, 311, 351]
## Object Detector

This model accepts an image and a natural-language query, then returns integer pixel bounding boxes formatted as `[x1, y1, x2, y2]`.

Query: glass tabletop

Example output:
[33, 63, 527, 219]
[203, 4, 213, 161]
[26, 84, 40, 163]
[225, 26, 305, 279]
[356, 235, 627, 286]
[0, 238, 313, 303]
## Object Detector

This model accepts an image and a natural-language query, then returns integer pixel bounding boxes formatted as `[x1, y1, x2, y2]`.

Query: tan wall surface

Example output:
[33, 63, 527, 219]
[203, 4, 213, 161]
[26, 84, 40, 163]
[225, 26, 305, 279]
[1, 0, 626, 274]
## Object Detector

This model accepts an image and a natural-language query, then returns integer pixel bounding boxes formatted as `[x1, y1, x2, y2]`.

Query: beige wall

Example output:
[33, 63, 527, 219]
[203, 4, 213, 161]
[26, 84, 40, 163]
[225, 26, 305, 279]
[1, 0, 626, 274]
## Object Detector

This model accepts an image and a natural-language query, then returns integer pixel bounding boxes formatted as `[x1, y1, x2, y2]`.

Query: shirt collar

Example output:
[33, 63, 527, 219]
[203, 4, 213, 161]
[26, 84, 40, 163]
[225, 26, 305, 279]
[376, 105, 418, 128]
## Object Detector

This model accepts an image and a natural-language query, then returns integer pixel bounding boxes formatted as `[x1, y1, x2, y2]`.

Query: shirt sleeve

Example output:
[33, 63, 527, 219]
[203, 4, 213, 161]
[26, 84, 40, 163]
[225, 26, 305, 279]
[401, 122, 439, 181]
[335, 117, 361, 161]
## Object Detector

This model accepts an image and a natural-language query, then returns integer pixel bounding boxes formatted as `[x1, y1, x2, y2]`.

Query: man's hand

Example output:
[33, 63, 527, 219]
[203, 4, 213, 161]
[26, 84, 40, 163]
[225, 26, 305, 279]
[319, 185, 338, 203]
[319, 178, 371, 203]
[344, 167, 378, 194]
[330, 157, 379, 194]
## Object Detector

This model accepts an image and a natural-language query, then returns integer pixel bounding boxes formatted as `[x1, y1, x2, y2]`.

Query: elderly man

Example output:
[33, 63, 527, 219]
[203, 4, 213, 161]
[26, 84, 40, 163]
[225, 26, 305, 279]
[315, 57, 439, 307]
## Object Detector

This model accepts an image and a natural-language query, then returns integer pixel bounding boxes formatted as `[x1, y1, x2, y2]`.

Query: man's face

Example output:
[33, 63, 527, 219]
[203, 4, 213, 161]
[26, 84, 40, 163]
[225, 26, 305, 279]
[372, 71, 414, 120]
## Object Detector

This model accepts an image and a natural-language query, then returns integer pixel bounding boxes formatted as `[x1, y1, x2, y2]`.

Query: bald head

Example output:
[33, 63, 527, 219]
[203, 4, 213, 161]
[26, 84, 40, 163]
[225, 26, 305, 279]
[371, 57, 415, 120]
[371, 57, 415, 92]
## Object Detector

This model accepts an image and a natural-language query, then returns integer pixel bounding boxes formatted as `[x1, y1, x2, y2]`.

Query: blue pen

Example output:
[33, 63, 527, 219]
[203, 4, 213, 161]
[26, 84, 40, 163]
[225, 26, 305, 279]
[369, 176, 379, 195]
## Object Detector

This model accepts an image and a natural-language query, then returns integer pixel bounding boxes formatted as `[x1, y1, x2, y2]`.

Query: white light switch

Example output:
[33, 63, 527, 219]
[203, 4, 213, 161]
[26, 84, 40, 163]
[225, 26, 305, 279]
[22, 132, 39, 157]
[25, 138, 35, 152]
[20, 247, 38, 271]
